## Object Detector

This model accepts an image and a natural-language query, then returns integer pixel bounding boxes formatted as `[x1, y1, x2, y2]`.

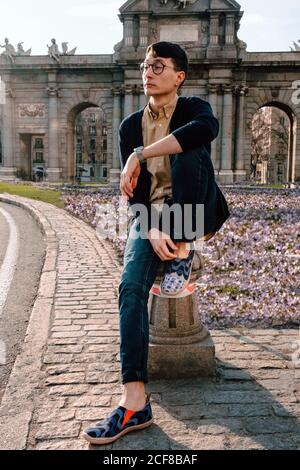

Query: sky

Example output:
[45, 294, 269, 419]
[0, 0, 299, 56]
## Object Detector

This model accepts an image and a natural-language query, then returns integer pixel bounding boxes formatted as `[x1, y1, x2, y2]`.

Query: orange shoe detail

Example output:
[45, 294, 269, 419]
[187, 284, 196, 292]
[151, 286, 161, 296]
[121, 409, 136, 428]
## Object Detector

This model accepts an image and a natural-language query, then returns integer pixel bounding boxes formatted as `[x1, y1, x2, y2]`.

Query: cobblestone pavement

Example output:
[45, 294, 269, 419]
[0, 194, 299, 450]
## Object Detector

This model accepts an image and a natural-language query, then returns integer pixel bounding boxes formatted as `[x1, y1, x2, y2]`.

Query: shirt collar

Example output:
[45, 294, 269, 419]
[147, 94, 178, 120]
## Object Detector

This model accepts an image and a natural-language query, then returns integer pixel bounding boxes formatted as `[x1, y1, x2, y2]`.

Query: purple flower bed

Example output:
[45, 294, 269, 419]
[62, 187, 300, 329]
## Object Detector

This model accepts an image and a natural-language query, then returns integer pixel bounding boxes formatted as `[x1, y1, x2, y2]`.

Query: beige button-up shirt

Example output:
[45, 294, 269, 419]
[142, 94, 178, 207]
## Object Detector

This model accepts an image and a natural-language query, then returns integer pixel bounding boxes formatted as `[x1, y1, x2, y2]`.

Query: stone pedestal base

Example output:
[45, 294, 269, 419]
[148, 335, 215, 379]
[109, 168, 121, 187]
[0, 167, 17, 181]
[45, 168, 62, 182]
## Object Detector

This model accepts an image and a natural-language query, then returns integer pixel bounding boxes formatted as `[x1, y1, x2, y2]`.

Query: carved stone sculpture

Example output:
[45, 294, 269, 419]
[47, 38, 77, 61]
[47, 38, 61, 62]
[291, 40, 300, 52]
[237, 38, 247, 50]
[61, 42, 77, 55]
[17, 42, 32, 56]
[0, 38, 16, 63]
[18, 104, 45, 118]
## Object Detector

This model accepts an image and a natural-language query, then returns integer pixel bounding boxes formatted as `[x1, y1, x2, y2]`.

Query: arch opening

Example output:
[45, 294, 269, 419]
[67, 102, 108, 184]
[250, 102, 296, 185]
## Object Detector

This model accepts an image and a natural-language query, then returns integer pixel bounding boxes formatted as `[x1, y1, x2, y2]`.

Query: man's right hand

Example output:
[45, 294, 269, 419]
[147, 228, 178, 261]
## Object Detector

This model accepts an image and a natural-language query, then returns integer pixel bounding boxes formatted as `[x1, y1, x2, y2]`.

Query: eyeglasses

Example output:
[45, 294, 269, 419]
[139, 61, 175, 76]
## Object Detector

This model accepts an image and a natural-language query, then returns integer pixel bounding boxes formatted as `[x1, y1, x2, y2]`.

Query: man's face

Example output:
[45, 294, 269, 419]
[141, 52, 185, 97]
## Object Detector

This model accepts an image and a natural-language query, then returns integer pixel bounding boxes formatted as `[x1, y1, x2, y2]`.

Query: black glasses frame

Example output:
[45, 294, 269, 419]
[139, 61, 175, 75]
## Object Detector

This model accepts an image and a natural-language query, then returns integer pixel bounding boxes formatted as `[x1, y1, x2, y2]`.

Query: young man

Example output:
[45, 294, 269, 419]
[83, 42, 230, 445]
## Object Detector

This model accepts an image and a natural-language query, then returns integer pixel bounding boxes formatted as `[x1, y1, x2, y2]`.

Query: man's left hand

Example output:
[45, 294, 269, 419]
[120, 153, 141, 199]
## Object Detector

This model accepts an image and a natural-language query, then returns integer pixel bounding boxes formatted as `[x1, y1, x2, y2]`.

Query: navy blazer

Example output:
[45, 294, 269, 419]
[119, 96, 230, 237]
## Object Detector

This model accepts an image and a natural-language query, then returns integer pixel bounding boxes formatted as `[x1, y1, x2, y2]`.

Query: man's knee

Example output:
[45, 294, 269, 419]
[171, 147, 214, 191]
[119, 276, 150, 299]
[172, 147, 202, 163]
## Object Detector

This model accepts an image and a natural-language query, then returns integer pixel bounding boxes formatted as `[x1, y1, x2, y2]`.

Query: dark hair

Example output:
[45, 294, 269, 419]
[146, 41, 188, 89]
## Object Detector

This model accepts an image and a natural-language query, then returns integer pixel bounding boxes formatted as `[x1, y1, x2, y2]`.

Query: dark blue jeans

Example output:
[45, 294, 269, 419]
[118, 147, 215, 384]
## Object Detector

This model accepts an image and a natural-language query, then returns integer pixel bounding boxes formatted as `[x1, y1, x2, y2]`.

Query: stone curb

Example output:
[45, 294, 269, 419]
[0, 193, 59, 449]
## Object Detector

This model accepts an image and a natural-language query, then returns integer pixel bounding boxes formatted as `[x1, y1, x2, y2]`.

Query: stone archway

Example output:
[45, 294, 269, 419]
[245, 98, 298, 185]
[261, 101, 297, 184]
[66, 102, 107, 183]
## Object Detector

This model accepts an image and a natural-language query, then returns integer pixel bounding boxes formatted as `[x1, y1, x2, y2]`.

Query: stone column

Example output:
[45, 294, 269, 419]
[225, 15, 235, 45]
[234, 84, 248, 182]
[132, 85, 140, 112]
[139, 92, 148, 109]
[124, 16, 134, 47]
[290, 119, 298, 184]
[219, 84, 234, 183]
[0, 79, 16, 179]
[209, 15, 219, 45]
[207, 83, 219, 172]
[123, 86, 134, 118]
[0, 76, 5, 106]
[139, 15, 149, 48]
[46, 74, 61, 181]
[109, 87, 122, 186]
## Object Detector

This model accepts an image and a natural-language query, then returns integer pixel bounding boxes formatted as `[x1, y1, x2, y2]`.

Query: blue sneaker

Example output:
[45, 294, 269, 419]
[160, 249, 195, 296]
[82, 393, 153, 445]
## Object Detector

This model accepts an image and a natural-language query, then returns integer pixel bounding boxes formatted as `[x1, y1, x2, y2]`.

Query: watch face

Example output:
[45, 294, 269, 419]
[134, 147, 144, 162]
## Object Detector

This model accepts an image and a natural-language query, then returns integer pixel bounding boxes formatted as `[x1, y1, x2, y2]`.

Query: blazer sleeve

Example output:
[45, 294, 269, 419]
[119, 120, 133, 171]
[172, 97, 219, 152]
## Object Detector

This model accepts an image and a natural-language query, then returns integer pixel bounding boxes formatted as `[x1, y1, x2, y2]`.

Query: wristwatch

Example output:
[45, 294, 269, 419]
[133, 146, 146, 164]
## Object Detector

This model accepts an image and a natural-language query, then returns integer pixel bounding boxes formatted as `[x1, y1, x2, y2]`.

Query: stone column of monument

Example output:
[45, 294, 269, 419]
[291, 119, 298, 184]
[234, 84, 248, 182]
[137, 14, 148, 107]
[132, 85, 140, 112]
[207, 83, 219, 173]
[225, 15, 235, 45]
[0, 74, 16, 180]
[46, 74, 61, 181]
[139, 91, 147, 109]
[209, 14, 219, 45]
[219, 84, 234, 183]
[139, 15, 149, 48]
[123, 86, 134, 118]
[207, 13, 220, 59]
[124, 16, 134, 47]
[198, 80, 208, 100]
[109, 88, 122, 186]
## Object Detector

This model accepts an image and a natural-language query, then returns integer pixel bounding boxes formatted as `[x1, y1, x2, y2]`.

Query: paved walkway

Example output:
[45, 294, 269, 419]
[0, 194, 299, 450]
